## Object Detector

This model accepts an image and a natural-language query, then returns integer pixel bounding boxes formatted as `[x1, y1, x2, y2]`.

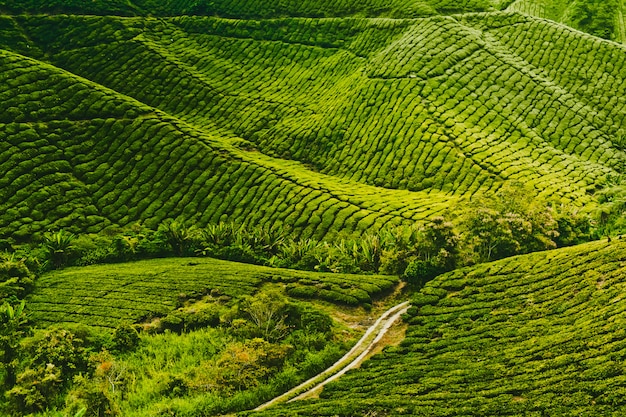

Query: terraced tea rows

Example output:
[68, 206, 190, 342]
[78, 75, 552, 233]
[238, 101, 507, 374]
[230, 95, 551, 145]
[12, 13, 625, 196]
[0, 46, 463, 240]
[252, 240, 626, 416]
[1, 11, 625, 240]
[28, 257, 398, 328]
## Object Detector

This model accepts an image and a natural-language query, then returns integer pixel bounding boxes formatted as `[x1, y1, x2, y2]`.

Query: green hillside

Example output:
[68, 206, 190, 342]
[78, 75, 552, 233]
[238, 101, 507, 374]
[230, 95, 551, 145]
[2, 256, 399, 417]
[28, 257, 398, 329]
[2, 2, 626, 417]
[0, 11, 625, 241]
[252, 239, 626, 416]
[0, 46, 462, 241]
[507, 0, 626, 43]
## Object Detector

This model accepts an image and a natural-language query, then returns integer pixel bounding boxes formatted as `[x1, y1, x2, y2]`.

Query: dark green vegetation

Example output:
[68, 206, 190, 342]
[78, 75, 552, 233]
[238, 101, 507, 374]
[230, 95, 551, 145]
[0, 0, 503, 18]
[252, 240, 626, 416]
[0, 5, 625, 242]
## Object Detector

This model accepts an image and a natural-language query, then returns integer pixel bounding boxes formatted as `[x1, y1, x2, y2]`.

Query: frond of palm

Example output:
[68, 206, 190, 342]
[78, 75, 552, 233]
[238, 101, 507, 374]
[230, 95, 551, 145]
[43, 230, 75, 254]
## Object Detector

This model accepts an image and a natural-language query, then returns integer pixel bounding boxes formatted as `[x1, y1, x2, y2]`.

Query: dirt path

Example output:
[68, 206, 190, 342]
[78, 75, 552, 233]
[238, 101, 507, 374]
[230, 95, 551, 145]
[253, 301, 411, 411]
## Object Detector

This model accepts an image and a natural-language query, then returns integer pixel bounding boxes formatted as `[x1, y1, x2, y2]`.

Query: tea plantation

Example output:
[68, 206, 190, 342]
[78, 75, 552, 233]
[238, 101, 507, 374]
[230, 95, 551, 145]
[251, 239, 626, 416]
[28, 257, 398, 329]
[0, 8, 625, 241]
[2, 1, 626, 415]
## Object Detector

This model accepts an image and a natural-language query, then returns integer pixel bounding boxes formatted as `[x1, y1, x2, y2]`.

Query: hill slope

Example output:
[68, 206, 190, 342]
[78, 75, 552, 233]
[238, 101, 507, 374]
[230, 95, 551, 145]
[251, 239, 626, 416]
[0, 10, 625, 240]
[0, 47, 458, 240]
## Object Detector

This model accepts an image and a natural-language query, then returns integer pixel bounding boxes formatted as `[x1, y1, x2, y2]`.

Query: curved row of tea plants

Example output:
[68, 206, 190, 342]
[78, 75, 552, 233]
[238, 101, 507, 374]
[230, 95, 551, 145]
[8, 13, 623, 205]
[250, 239, 626, 416]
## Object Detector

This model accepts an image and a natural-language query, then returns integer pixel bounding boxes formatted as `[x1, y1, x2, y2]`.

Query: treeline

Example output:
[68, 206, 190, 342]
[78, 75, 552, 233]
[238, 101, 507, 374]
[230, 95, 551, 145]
[1, 185, 601, 309]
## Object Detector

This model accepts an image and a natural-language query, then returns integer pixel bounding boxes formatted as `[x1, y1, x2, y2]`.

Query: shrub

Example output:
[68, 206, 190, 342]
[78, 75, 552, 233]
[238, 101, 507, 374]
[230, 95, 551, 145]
[403, 259, 442, 287]
[158, 220, 200, 256]
[112, 324, 140, 353]
[6, 364, 64, 415]
[0, 253, 35, 300]
[43, 230, 76, 268]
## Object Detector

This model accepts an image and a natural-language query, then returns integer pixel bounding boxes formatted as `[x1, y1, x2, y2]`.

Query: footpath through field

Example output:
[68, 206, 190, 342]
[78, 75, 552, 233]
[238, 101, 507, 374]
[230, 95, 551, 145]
[254, 300, 411, 411]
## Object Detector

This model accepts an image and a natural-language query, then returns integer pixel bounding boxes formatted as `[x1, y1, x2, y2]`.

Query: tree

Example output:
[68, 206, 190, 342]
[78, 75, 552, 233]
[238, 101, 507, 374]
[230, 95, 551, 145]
[419, 216, 459, 269]
[462, 184, 559, 263]
[0, 254, 35, 300]
[158, 221, 199, 256]
[240, 290, 292, 342]
[43, 230, 76, 268]
[65, 350, 129, 417]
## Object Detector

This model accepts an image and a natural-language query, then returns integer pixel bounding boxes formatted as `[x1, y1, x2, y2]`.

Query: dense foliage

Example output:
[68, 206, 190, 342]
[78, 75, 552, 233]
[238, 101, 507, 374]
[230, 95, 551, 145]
[1, 2, 625, 416]
[1, 289, 358, 416]
[0, 0, 499, 18]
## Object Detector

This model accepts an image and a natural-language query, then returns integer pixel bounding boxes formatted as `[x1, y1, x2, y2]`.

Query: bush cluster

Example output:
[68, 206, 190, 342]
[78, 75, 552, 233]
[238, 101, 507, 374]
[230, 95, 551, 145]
[1, 288, 344, 416]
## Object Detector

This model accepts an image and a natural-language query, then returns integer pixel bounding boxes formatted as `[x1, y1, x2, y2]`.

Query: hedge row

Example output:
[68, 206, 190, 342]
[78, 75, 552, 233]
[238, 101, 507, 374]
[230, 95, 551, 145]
[251, 240, 626, 415]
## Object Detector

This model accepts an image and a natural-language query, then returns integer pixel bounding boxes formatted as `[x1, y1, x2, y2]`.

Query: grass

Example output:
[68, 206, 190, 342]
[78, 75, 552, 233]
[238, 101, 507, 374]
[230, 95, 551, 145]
[27, 257, 399, 329]
[250, 239, 626, 416]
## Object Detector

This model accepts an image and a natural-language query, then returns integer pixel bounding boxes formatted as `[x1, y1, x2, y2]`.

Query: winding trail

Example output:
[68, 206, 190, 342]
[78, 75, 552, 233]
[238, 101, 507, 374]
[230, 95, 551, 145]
[254, 301, 411, 411]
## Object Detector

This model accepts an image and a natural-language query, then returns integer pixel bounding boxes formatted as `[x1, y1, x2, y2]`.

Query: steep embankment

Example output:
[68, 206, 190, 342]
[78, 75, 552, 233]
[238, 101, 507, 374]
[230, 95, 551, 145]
[0, 10, 625, 240]
[251, 239, 626, 415]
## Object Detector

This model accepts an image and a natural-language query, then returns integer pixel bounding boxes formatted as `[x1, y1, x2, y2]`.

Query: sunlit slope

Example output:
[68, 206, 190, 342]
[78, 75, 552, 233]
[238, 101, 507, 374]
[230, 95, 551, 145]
[252, 240, 626, 416]
[10, 12, 625, 203]
[507, 0, 626, 43]
[0, 48, 458, 240]
[28, 257, 398, 328]
[0, 0, 500, 18]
